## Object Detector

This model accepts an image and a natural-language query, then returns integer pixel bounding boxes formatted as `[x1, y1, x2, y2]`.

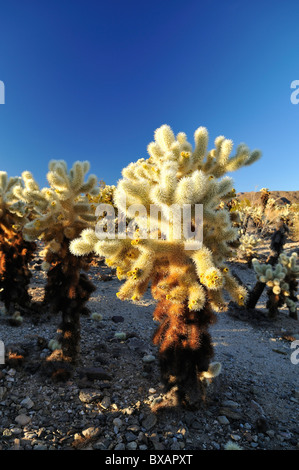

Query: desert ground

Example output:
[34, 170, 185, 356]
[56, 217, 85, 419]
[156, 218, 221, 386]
[0, 195, 298, 452]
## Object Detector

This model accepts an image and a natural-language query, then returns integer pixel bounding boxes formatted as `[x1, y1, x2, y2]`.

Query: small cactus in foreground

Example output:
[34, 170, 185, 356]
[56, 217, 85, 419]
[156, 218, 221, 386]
[252, 252, 298, 319]
[0, 172, 36, 315]
[20, 160, 99, 363]
[70, 124, 261, 407]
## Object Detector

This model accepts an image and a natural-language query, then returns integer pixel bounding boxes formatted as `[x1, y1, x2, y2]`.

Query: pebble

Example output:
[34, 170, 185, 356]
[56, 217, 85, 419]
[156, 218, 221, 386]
[218, 415, 230, 425]
[114, 443, 126, 450]
[82, 427, 101, 439]
[142, 413, 157, 431]
[219, 408, 242, 420]
[279, 431, 292, 440]
[100, 396, 111, 409]
[15, 414, 31, 426]
[126, 441, 138, 450]
[113, 418, 123, 428]
[79, 390, 102, 403]
[142, 355, 155, 363]
[251, 442, 259, 448]
[127, 424, 140, 433]
[221, 400, 239, 408]
[11, 428, 22, 435]
[20, 397, 34, 409]
[93, 441, 107, 450]
[125, 432, 138, 442]
[230, 434, 241, 441]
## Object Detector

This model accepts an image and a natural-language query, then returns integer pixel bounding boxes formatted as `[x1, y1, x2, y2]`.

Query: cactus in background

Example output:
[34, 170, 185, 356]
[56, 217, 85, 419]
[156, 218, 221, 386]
[70, 124, 261, 407]
[252, 252, 298, 319]
[87, 182, 118, 234]
[87, 181, 116, 208]
[291, 212, 299, 242]
[238, 233, 261, 266]
[260, 187, 270, 211]
[0, 172, 36, 318]
[19, 161, 99, 364]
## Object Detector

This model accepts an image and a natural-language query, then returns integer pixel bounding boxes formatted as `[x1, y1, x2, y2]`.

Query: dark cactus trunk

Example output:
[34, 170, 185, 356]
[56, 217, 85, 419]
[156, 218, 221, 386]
[285, 274, 298, 320]
[266, 292, 282, 320]
[0, 224, 36, 314]
[247, 224, 288, 310]
[150, 269, 216, 408]
[44, 237, 96, 364]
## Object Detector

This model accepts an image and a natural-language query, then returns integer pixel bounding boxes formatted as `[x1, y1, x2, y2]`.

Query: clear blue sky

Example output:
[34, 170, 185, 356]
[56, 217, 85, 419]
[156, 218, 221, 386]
[0, 0, 298, 193]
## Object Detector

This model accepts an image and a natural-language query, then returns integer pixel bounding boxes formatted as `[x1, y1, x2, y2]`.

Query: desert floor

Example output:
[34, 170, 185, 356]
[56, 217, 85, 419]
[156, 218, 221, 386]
[0, 234, 298, 451]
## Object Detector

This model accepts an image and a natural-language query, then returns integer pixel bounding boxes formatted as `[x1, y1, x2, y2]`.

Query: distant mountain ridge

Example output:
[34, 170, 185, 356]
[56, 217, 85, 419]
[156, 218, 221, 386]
[236, 190, 299, 206]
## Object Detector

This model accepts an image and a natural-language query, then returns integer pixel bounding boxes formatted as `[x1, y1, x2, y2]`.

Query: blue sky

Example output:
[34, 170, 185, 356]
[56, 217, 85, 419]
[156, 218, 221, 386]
[0, 0, 298, 193]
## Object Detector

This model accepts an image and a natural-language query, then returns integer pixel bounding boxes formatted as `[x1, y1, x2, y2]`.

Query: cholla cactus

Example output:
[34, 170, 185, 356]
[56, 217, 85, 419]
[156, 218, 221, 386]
[87, 182, 116, 207]
[19, 160, 99, 363]
[70, 124, 261, 406]
[0, 172, 36, 315]
[87, 183, 118, 234]
[260, 187, 270, 210]
[238, 233, 261, 265]
[252, 252, 298, 319]
[291, 213, 299, 242]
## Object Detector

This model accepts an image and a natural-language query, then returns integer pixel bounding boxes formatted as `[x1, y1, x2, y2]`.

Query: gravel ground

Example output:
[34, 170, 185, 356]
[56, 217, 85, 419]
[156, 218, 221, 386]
[0, 236, 298, 451]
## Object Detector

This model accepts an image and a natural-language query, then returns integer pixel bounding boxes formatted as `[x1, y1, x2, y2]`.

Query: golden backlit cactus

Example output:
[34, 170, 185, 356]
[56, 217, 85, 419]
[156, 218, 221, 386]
[20, 160, 99, 245]
[70, 124, 261, 406]
[19, 161, 100, 365]
[0, 172, 36, 316]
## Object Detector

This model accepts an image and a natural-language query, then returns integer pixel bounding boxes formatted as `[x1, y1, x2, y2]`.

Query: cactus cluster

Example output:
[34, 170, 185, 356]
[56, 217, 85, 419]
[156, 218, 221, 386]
[70, 123, 261, 406]
[0, 172, 36, 317]
[252, 252, 298, 319]
[235, 194, 299, 239]
[17, 161, 100, 363]
[238, 233, 261, 264]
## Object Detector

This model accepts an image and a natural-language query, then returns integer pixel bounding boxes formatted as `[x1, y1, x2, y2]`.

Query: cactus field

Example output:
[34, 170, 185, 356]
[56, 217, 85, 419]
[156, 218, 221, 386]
[0, 126, 298, 451]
